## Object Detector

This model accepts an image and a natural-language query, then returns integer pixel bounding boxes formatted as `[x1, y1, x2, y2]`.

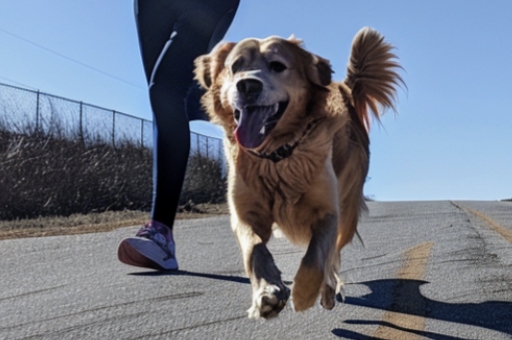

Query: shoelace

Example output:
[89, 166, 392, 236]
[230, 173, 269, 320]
[136, 222, 175, 261]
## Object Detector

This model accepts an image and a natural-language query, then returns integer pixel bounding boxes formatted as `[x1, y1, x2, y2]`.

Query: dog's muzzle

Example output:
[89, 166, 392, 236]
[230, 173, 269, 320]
[234, 101, 288, 149]
[233, 77, 288, 149]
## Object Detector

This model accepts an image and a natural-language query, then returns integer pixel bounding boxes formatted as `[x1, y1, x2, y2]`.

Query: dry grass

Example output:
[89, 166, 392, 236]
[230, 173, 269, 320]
[0, 84, 229, 240]
[0, 118, 226, 218]
[0, 203, 228, 240]
[0, 128, 153, 220]
[0, 116, 228, 240]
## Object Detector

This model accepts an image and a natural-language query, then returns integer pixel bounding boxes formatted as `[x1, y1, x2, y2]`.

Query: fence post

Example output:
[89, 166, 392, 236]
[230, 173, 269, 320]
[196, 133, 200, 156]
[112, 110, 116, 148]
[79, 101, 84, 145]
[35, 90, 40, 134]
[206, 137, 209, 159]
[218, 139, 222, 162]
[140, 119, 144, 148]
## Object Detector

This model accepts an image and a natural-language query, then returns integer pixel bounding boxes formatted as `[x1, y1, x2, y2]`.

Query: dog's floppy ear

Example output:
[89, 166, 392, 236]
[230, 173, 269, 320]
[307, 54, 332, 87]
[285, 36, 331, 86]
[194, 42, 236, 89]
[194, 54, 212, 89]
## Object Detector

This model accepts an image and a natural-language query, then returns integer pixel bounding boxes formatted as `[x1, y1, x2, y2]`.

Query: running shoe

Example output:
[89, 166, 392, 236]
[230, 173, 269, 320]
[117, 220, 178, 270]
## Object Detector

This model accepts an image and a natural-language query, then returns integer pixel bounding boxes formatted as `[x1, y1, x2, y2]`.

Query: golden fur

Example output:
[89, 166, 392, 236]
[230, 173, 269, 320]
[194, 27, 403, 318]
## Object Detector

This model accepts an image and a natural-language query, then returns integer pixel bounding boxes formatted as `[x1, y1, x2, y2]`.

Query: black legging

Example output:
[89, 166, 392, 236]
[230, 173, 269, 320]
[134, 0, 240, 228]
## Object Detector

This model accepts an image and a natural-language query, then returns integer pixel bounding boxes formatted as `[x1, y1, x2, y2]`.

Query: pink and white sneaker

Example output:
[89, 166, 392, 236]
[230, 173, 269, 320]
[117, 220, 178, 271]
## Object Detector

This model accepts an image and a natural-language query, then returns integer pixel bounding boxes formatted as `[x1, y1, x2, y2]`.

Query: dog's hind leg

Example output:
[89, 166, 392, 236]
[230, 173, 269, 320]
[292, 213, 338, 311]
[330, 149, 369, 304]
[233, 220, 290, 319]
[319, 193, 363, 308]
[320, 212, 357, 307]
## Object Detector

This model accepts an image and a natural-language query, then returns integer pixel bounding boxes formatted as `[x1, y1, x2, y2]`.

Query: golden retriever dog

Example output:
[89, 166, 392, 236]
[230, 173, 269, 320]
[194, 27, 402, 319]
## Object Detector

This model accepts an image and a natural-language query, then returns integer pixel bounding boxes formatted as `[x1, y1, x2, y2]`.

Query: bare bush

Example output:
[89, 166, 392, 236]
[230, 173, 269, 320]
[0, 127, 226, 221]
[0, 83, 226, 221]
[181, 150, 226, 205]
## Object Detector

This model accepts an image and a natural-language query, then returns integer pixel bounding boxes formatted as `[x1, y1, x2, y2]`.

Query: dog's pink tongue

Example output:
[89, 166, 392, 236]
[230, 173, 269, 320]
[234, 108, 266, 149]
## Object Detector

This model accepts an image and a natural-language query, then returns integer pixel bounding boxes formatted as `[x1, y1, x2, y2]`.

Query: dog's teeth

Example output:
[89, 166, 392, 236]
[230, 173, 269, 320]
[272, 103, 279, 115]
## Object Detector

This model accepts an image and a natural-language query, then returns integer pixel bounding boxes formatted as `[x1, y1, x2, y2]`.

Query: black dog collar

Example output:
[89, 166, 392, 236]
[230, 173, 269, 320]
[248, 117, 324, 163]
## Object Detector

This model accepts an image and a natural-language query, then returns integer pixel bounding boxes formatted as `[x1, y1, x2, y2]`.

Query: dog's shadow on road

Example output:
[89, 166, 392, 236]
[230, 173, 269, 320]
[332, 279, 512, 340]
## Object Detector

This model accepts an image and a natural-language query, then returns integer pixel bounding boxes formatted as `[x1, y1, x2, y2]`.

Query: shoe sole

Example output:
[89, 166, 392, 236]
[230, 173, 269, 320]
[117, 238, 178, 271]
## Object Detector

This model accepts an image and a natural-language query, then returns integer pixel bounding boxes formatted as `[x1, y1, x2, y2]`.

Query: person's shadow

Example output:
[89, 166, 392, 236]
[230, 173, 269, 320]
[130, 269, 294, 285]
[130, 269, 250, 284]
[332, 279, 512, 340]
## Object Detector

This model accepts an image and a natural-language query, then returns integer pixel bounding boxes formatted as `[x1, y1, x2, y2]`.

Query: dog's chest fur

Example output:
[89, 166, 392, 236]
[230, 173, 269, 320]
[232, 149, 334, 245]
[232, 121, 333, 212]
[238, 147, 327, 204]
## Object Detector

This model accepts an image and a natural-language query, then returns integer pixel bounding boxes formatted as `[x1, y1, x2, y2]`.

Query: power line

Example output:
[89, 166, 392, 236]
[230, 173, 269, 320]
[0, 75, 38, 90]
[0, 27, 145, 90]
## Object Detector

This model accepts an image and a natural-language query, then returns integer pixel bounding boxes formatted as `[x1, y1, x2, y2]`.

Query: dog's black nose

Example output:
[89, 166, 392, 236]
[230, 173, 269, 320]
[236, 79, 263, 102]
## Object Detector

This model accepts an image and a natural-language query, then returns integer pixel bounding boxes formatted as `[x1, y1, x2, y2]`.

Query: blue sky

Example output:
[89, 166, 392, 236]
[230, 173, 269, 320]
[1, 0, 511, 201]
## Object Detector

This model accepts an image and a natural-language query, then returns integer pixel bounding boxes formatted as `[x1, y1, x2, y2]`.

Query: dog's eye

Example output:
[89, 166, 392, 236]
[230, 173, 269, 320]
[231, 58, 244, 74]
[268, 61, 287, 73]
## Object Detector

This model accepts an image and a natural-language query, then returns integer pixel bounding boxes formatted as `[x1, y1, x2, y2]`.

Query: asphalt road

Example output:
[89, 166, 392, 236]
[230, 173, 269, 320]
[1, 201, 511, 340]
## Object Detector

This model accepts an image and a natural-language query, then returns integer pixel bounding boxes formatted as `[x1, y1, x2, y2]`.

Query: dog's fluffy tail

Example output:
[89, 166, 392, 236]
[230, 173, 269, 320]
[345, 27, 404, 130]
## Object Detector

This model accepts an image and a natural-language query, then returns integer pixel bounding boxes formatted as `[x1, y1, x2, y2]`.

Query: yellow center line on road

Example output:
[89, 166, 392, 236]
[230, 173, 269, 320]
[373, 242, 434, 340]
[466, 209, 512, 244]
[452, 201, 512, 244]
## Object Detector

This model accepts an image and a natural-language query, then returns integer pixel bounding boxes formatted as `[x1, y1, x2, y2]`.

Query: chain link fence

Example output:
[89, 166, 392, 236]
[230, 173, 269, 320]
[0, 82, 226, 220]
[0, 82, 223, 159]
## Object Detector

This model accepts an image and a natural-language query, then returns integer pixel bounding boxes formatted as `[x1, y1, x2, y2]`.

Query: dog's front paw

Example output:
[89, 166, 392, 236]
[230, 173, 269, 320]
[320, 283, 336, 310]
[321, 276, 344, 309]
[292, 266, 323, 312]
[247, 282, 290, 319]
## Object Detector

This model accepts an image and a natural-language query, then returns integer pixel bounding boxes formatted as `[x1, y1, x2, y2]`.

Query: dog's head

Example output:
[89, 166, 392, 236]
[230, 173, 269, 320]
[195, 36, 332, 150]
